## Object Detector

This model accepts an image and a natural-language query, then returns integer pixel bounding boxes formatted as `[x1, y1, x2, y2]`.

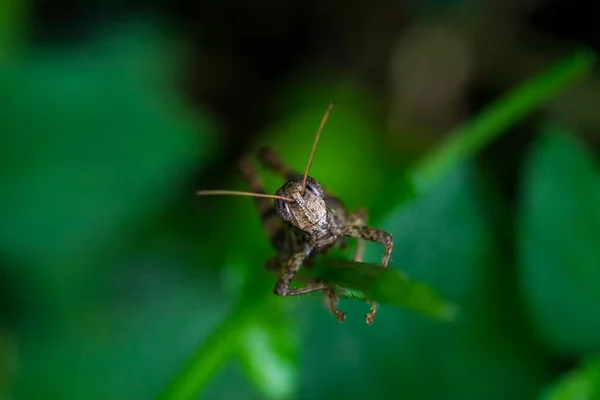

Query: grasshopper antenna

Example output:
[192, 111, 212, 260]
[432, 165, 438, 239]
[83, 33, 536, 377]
[302, 101, 335, 193]
[196, 190, 292, 202]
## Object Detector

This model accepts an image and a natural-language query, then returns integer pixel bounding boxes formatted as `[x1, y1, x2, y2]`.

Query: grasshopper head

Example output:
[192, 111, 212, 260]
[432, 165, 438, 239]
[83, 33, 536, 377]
[274, 176, 328, 235]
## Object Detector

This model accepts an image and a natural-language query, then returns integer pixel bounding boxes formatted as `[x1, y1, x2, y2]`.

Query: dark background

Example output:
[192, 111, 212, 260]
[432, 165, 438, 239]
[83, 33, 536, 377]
[1, 1, 600, 399]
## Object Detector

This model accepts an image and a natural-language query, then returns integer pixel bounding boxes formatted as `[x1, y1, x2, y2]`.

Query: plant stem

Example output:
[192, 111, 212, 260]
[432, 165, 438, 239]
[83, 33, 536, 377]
[410, 49, 596, 193]
[157, 296, 268, 400]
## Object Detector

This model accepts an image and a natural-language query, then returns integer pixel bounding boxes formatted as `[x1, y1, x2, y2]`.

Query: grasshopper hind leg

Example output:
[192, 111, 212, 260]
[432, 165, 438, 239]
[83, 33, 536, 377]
[257, 146, 300, 180]
[239, 157, 287, 251]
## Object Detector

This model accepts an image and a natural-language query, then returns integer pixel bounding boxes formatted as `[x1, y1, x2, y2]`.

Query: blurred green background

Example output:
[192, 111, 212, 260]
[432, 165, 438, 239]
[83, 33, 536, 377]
[1, 1, 600, 399]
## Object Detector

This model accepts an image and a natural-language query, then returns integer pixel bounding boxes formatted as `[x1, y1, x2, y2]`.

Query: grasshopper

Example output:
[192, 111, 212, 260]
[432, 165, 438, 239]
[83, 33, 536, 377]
[197, 102, 393, 325]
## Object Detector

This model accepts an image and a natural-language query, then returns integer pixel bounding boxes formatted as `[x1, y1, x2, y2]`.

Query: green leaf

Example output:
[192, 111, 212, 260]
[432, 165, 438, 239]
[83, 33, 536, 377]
[304, 258, 458, 321]
[410, 50, 595, 194]
[539, 358, 600, 400]
[518, 125, 600, 353]
[236, 320, 299, 400]
[0, 23, 215, 305]
[11, 236, 234, 400]
[1, 22, 219, 399]
[157, 296, 268, 400]
[296, 163, 549, 400]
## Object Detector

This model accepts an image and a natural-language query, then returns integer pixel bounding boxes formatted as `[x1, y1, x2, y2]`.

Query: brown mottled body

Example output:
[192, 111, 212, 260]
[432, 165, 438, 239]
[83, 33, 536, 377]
[240, 147, 393, 325]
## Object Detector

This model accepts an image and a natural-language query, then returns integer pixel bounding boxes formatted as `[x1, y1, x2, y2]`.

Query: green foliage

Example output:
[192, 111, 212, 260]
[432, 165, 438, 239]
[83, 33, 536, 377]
[257, 80, 387, 209]
[160, 50, 594, 400]
[0, 43, 214, 330]
[305, 259, 458, 321]
[539, 358, 600, 400]
[0, 23, 218, 400]
[410, 50, 595, 193]
[519, 125, 600, 353]
[335, 162, 547, 400]
[2, 16, 598, 400]
[158, 297, 269, 400]
[236, 317, 299, 399]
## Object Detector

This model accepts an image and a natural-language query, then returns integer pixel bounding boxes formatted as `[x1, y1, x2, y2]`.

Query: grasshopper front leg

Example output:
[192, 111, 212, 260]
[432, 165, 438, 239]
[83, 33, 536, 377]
[273, 244, 312, 296]
[341, 224, 393, 325]
[274, 244, 346, 322]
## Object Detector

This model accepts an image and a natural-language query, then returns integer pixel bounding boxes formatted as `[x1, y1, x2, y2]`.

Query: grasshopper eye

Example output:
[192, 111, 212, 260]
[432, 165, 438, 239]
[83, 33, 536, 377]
[276, 199, 293, 221]
[304, 178, 323, 197]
